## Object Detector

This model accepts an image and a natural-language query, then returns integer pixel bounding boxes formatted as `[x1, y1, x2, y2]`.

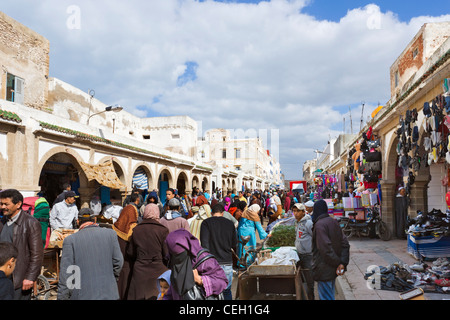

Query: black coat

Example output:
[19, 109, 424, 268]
[312, 214, 350, 282]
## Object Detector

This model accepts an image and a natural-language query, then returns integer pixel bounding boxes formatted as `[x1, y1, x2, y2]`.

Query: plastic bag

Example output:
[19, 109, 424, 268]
[259, 247, 299, 266]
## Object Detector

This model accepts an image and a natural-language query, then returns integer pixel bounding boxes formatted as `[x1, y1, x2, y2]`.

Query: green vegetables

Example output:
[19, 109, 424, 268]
[266, 225, 296, 247]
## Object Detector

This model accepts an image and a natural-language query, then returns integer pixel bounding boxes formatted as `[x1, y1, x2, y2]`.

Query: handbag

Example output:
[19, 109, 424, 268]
[364, 151, 381, 162]
[182, 249, 224, 301]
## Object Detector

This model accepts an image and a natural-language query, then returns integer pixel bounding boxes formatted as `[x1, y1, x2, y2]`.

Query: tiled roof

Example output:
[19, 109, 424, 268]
[38, 121, 202, 168]
[0, 108, 22, 123]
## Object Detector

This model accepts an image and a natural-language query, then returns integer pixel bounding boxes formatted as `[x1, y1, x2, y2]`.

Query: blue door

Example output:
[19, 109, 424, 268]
[159, 181, 169, 206]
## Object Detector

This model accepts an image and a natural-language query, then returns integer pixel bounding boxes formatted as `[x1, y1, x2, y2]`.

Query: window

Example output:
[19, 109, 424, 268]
[412, 48, 419, 59]
[172, 134, 180, 140]
[143, 135, 150, 140]
[6, 73, 24, 104]
[222, 149, 227, 159]
[394, 71, 399, 88]
[235, 148, 241, 159]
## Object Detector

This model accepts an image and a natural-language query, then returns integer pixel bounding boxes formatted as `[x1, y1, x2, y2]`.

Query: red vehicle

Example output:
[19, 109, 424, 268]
[290, 181, 307, 194]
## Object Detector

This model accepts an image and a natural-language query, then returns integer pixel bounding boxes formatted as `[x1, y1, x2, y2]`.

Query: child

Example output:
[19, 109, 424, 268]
[156, 270, 171, 300]
[0, 242, 18, 300]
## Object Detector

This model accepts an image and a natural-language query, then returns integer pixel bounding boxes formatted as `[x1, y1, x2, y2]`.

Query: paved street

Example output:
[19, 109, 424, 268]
[239, 229, 450, 301]
[337, 238, 449, 300]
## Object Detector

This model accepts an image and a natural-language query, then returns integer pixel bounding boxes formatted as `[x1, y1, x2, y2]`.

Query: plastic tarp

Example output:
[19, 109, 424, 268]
[80, 159, 126, 190]
[258, 247, 299, 266]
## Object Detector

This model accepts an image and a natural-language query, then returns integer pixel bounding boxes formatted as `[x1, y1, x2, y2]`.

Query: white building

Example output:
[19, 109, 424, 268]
[198, 128, 283, 192]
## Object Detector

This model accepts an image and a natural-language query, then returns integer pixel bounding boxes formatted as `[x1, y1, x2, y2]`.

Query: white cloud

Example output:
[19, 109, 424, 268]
[2, 0, 450, 179]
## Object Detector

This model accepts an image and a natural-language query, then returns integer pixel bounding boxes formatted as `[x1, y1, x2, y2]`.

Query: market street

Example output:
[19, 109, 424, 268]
[2, 2, 450, 304]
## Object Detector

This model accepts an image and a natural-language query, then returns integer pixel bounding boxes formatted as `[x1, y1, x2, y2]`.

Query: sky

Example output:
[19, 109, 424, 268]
[1, 0, 450, 180]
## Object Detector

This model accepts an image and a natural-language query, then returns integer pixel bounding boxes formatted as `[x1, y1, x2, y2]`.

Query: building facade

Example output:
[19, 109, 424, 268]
[198, 128, 283, 192]
[306, 22, 450, 237]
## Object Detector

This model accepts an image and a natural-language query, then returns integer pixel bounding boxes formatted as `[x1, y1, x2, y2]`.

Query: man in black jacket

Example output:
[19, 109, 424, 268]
[200, 203, 237, 300]
[311, 199, 350, 300]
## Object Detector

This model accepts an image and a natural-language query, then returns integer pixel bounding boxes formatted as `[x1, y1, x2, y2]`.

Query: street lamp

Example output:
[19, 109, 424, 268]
[314, 150, 333, 156]
[87, 105, 123, 125]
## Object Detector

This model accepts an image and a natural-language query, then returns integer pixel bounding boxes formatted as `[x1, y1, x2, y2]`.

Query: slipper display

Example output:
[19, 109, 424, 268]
[364, 259, 450, 294]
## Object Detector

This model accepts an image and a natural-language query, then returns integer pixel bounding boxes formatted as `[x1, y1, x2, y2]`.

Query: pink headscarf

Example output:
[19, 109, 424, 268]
[143, 203, 160, 222]
[224, 197, 231, 211]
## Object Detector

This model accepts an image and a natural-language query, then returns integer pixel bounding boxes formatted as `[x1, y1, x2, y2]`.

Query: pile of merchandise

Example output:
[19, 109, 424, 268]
[364, 258, 450, 294]
[407, 208, 450, 237]
[265, 225, 296, 247]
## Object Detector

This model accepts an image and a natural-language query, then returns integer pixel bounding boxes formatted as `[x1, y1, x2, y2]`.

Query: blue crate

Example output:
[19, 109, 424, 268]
[407, 234, 450, 260]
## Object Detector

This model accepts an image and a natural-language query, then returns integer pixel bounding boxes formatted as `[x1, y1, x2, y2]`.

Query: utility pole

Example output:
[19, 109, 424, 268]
[360, 101, 365, 132]
[349, 106, 353, 134]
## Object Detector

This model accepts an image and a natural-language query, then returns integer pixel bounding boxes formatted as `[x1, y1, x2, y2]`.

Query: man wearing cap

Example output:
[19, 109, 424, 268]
[58, 208, 123, 300]
[49, 191, 79, 230]
[304, 200, 314, 215]
[160, 197, 190, 234]
[293, 203, 314, 300]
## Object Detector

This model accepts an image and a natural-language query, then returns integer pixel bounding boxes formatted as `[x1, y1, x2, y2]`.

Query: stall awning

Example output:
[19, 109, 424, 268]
[80, 159, 126, 190]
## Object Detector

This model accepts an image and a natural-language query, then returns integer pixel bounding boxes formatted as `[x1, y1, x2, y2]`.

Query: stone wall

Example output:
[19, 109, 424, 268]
[0, 11, 50, 110]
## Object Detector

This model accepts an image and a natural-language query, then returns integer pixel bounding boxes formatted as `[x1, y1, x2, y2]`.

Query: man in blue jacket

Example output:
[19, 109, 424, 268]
[311, 200, 350, 300]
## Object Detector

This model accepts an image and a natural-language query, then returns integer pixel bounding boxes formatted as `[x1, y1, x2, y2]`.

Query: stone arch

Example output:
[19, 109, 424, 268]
[176, 170, 189, 195]
[131, 162, 154, 191]
[36, 146, 89, 206]
[222, 179, 227, 192]
[157, 166, 175, 204]
[192, 175, 200, 190]
[156, 166, 175, 188]
[202, 176, 209, 192]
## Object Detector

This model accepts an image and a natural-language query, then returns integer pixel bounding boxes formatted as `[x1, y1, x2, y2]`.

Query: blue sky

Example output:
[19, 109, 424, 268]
[301, 0, 448, 22]
[204, 0, 448, 22]
[1, 0, 449, 179]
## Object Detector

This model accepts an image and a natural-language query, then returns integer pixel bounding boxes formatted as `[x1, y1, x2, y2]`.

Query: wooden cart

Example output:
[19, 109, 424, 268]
[32, 229, 76, 300]
[237, 249, 308, 300]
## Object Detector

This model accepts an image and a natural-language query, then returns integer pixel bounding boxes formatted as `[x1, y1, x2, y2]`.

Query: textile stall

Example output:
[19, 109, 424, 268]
[400, 79, 450, 261]
[340, 126, 382, 221]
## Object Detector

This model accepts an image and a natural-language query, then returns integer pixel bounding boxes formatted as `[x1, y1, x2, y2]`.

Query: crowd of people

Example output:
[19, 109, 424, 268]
[0, 185, 350, 301]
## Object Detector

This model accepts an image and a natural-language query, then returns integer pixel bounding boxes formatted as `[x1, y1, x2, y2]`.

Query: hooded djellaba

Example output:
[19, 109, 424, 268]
[113, 202, 139, 300]
[311, 199, 350, 283]
[163, 229, 227, 300]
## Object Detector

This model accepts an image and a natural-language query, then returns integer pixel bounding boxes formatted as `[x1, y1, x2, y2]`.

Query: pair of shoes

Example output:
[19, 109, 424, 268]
[432, 257, 449, 268]
[435, 278, 450, 287]
[410, 263, 425, 272]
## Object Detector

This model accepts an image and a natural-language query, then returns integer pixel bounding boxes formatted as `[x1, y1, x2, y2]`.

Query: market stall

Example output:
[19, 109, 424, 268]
[236, 224, 308, 300]
[395, 82, 450, 261]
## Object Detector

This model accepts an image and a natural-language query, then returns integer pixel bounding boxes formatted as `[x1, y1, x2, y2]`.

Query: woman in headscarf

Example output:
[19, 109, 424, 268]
[237, 204, 268, 268]
[126, 204, 169, 300]
[187, 195, 212, 241]
[163, 229, 227, 300]
[233, 200, 247, 221]
[112, 200, 139, 300]
[223, 196, 231, 212]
